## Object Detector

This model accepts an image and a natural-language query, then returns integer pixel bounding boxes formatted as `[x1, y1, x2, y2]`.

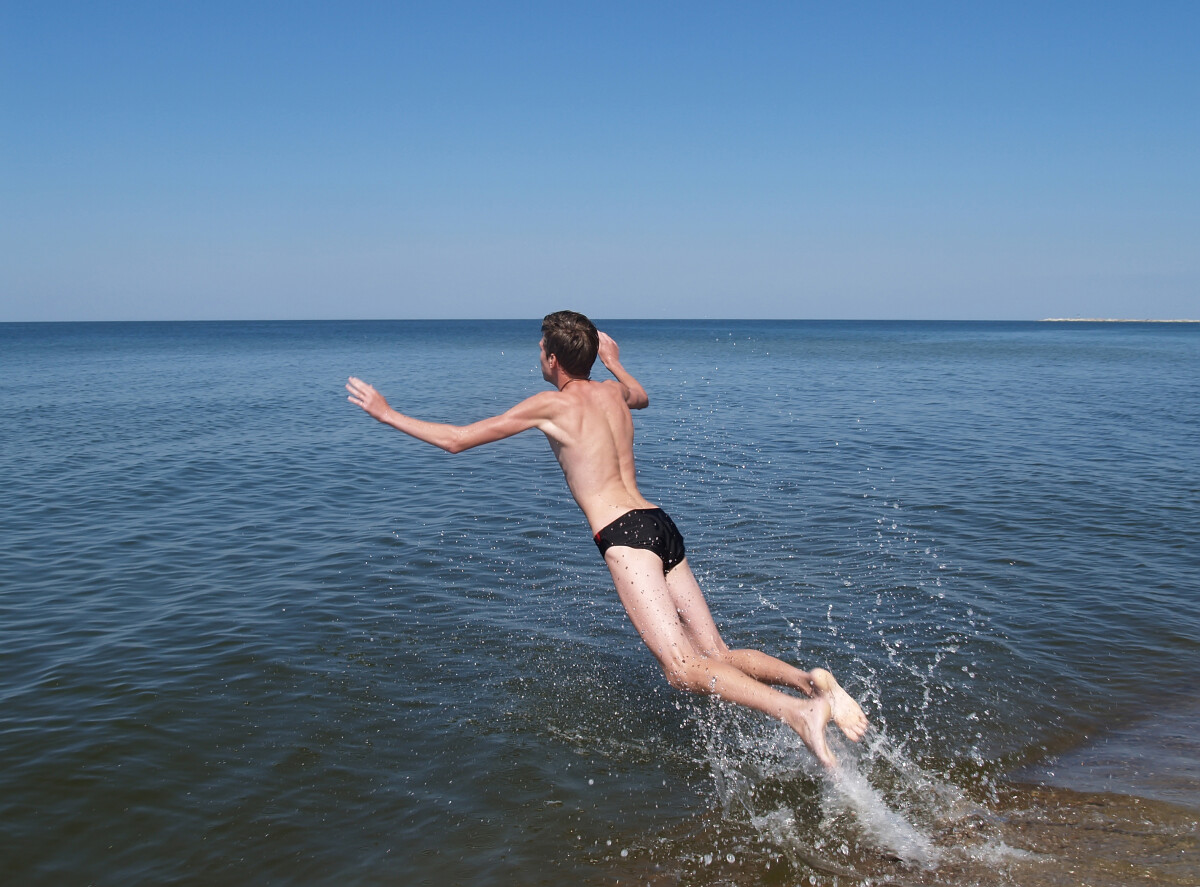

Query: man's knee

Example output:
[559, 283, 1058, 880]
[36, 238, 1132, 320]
[659, 654, 713, 694]
[703, 638, 732, 659]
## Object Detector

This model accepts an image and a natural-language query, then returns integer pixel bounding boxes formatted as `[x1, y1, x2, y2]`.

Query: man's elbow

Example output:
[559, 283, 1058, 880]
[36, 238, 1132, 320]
[439, 428, 471, 454]
[442, 435, 472, 454]
[630, 391, 650, 410]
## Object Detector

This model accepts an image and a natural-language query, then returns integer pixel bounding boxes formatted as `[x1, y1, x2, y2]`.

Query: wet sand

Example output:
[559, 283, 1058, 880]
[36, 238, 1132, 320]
[589, 784, 1197, 886]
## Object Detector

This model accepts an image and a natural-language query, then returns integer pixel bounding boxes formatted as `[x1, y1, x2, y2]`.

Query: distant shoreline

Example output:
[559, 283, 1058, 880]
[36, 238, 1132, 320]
[1042, 318, 1199, 323]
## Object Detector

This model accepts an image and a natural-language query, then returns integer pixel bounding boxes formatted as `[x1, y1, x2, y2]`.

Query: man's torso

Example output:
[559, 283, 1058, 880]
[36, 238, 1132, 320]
[541, 379, 655, 532]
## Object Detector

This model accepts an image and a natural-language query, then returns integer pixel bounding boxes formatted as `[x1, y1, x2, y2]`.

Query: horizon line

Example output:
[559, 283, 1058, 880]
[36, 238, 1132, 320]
[3, 317, 1199, 325]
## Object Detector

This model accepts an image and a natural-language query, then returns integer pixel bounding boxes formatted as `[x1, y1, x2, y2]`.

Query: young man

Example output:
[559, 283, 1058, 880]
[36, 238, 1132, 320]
[346, 310, 868, 767]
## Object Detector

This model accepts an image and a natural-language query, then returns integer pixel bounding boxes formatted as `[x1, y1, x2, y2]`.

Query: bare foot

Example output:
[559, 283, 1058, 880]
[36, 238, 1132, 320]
[809, 668, 869, 742]
[783, 695, 837, 768]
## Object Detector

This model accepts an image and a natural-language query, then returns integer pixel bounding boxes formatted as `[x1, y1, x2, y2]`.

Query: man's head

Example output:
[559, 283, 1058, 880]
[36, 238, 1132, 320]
[541, 310, 599, 378]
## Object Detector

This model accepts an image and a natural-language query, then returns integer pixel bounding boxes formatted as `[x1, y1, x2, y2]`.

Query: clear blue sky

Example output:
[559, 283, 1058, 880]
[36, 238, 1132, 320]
[3, 1, 1197, 321]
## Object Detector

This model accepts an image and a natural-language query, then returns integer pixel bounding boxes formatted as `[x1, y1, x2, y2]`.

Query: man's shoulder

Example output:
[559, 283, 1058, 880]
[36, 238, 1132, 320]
[507, 389, 561, 415]
[508, 381, 627, 419]
[594, 377, 643, 410]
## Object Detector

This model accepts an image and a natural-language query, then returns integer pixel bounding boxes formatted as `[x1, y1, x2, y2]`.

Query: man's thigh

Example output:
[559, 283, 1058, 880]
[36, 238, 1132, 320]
[604, 547, 695, 660]
[665, 559, 727, 656]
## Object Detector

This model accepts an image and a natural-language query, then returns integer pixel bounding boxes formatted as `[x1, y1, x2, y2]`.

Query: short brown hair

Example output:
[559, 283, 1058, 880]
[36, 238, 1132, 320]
[542, 310, 599, 377]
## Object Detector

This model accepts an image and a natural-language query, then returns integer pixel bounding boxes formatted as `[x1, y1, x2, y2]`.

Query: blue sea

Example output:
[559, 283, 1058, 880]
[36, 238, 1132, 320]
[1, 319, 1197, 886]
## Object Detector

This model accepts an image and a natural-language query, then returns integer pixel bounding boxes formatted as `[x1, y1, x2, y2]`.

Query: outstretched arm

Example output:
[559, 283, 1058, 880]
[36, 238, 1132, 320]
[596, 332, 649, 409]
[346, 377, 553, 453]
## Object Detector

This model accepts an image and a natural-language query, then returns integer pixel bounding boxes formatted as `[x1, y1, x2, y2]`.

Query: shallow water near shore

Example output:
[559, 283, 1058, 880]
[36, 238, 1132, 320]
[1, 319, 1197, 885]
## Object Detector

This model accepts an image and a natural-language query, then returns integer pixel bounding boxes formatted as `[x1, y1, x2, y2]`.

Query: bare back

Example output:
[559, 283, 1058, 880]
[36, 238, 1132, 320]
[539, 379, 655, 532]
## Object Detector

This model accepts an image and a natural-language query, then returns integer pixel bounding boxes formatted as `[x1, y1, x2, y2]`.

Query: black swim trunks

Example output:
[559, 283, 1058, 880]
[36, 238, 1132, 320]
[593, 508, 686, 574]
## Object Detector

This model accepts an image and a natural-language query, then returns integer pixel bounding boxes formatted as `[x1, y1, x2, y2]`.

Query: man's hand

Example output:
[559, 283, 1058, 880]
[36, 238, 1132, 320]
[597, 331, 621, 368]
[595, 331, 649, 409]
[346, 376, 392, 423]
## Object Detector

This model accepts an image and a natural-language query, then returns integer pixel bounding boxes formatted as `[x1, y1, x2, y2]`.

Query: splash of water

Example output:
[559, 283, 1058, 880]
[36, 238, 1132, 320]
[694, 704, 998, 878]
[822, 756, 939, 866]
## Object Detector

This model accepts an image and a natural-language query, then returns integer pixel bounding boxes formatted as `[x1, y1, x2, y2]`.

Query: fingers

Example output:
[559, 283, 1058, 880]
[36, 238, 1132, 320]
[597, 331, 619, 362]
[346, 376, 371, 408]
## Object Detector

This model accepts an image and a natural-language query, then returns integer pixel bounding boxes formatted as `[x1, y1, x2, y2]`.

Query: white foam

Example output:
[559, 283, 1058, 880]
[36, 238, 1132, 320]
[823, 763, 939, 867]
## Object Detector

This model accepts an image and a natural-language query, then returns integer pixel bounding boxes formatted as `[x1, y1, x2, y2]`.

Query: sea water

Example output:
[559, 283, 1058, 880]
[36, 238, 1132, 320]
[1, 319, 1197, 886]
